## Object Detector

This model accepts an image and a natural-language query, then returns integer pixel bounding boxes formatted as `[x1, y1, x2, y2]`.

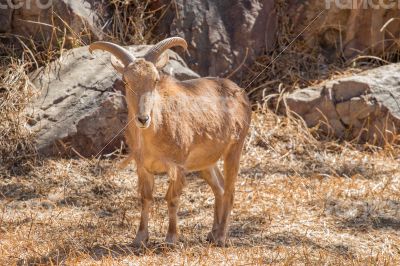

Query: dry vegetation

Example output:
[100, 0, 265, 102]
[1, 111, 400, 265]
[1, 0, 400, 265]
[242, 0, 340, 102]
[243, 0, 400, 103]
[102, 0, 163, 44]
[0, 60, 37, 174]
[0, 0, 160, 173]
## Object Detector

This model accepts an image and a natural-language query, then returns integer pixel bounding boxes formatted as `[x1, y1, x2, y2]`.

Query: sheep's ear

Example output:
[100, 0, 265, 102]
[155, 52, 169, 70]
[111, 55, 125, 73]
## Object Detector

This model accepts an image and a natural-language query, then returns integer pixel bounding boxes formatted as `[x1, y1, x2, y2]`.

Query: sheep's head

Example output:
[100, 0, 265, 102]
[89, 37, 188, 129]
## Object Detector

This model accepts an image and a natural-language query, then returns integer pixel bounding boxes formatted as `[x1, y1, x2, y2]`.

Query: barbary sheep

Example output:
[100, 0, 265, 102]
[89, 37, 251, 246]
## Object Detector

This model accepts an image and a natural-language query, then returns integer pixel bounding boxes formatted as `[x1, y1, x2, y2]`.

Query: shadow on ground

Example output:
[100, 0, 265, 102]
[326, 199, 400, 231]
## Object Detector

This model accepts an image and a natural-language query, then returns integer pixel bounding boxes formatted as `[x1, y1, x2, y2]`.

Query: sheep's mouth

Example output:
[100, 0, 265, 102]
[137, 124, 150, 129]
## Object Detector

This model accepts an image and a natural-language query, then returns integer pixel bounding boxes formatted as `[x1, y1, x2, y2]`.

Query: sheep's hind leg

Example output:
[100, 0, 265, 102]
[133, 168, 154, 247]
[200, 166, 225, 244]
[218, 141, 244, 246]
[165, 166, 186, 245]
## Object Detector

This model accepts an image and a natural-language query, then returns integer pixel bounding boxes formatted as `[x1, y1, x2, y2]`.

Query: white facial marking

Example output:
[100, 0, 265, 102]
[139, 91, 152, 114]
[135, 91, 154, 129]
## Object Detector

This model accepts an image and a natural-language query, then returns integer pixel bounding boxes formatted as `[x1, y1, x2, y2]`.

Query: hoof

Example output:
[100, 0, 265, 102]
[206, 231, 226, 247]
[165, 233, 178, 245]
[133, 231, 149, 248]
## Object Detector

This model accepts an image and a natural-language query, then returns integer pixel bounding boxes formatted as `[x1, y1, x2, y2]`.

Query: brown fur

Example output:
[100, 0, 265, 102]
[95, 48, 251, 247]
[137, 77, 249, 163]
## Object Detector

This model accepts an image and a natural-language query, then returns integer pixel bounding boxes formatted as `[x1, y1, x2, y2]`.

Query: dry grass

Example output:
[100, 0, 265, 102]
[0, 0, 163, 175]
[1, 109, 399, 265]
[0, 0, 162, 68]
[0, 7, 96, 175]
[242, 0, 336, 102]
[242, 0, 400, 104]
[0, 59, 37, 175]
[1, 1, 400, 264]
[101, 0, 166, 45]
[0, 0, 163, 63]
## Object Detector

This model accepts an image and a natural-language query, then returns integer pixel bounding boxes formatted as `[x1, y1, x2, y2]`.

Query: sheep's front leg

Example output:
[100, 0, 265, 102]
[165, 166, 186, 245]
[134, 168, 154, 247]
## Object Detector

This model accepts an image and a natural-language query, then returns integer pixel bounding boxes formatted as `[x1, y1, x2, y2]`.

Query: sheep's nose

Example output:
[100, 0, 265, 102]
[137, 115, 150, 125]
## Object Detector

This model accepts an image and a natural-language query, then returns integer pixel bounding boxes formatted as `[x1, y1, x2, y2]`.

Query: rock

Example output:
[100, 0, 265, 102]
[27, 45, 199, 157]
[10, 0, 104, 44]
[0, 0, 13, 33]
[285, 64, 400, 145]
[156, 0, 277, 79]
[156, 0, 400, 80]
[288, 1, 400, 60]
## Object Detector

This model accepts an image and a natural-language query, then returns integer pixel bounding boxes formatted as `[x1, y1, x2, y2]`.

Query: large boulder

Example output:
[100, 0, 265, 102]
[285, 64, 400, 144]
[27, 45, 199, 157]
[156, 0, 277, 79]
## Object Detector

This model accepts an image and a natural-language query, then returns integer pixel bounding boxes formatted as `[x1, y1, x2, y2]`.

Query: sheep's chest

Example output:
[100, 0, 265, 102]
[140, 140, 179, 175]
[140, 154, 167, 175]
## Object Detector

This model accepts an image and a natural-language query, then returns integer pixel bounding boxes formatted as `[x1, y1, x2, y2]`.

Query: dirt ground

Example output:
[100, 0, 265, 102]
[1, 111, 400, 265]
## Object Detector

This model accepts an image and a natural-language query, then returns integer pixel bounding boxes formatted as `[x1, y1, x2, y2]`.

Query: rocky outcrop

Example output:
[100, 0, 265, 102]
[285, 64, 400, 144]
[157, 0, 400, 80]
[288, 1, 400, 59]
[3, 0, 400, 81]
[1, 0, 104, 42]
[156, 0, 277, 79]
[27, 45, 199, 156]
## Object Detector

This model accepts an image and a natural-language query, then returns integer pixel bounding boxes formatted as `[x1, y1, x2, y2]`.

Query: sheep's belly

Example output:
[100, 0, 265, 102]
[142, 142, 226, 174]
[184, 145, 225, 171]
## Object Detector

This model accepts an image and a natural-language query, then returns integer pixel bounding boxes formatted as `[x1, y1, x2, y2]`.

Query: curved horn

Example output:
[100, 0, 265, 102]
[144, 37, 188, 63]
[89, 42, 135, 66]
